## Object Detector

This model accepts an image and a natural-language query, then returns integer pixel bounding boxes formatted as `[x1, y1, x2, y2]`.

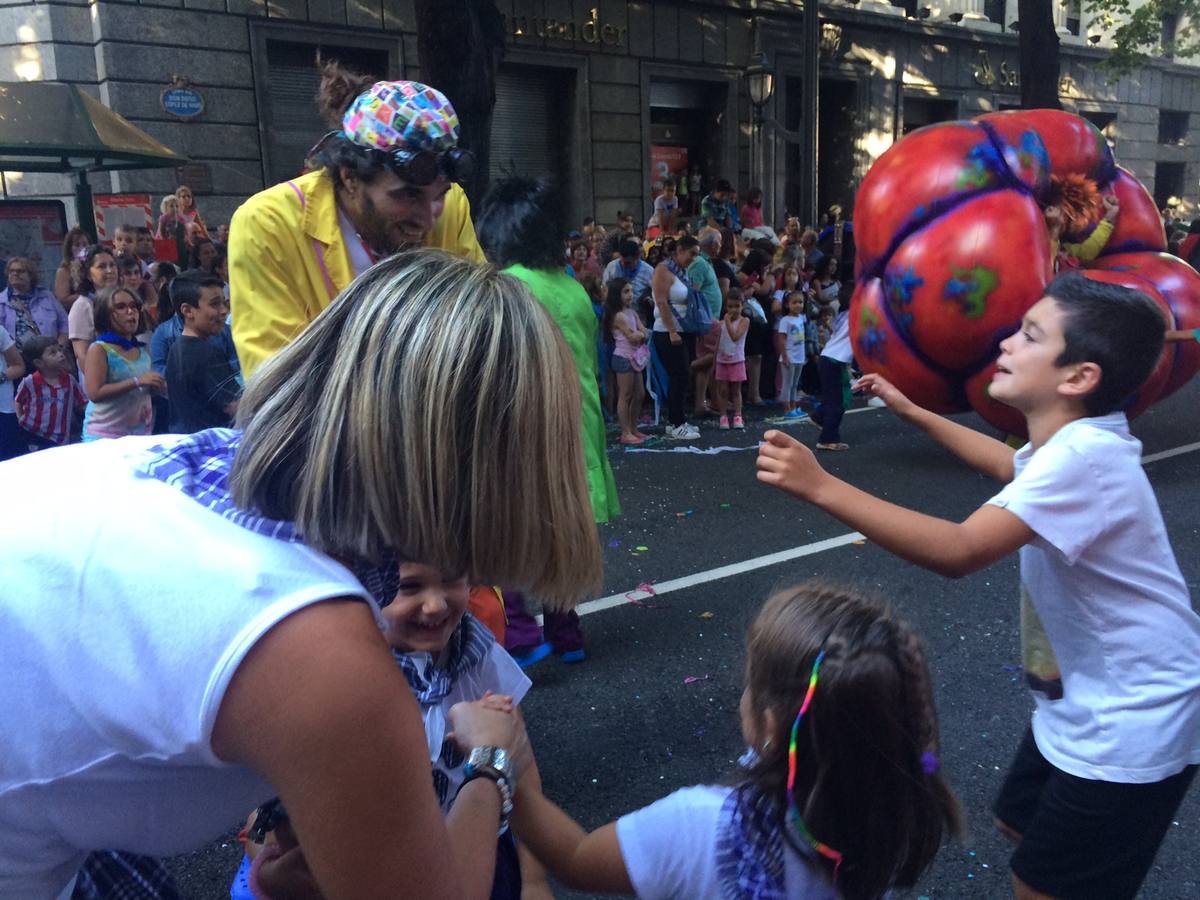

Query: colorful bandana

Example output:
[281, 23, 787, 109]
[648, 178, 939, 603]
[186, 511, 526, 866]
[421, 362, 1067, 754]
[342, 81, 460, 153]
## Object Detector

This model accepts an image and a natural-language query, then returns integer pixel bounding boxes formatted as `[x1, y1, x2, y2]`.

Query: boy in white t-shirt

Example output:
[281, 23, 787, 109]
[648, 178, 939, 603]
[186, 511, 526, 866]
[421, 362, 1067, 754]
[757, 272, 1200, 900]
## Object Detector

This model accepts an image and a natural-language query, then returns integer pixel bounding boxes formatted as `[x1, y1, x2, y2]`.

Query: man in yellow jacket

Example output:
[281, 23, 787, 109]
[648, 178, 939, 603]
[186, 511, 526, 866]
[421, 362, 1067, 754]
[229, 77, 484, 376]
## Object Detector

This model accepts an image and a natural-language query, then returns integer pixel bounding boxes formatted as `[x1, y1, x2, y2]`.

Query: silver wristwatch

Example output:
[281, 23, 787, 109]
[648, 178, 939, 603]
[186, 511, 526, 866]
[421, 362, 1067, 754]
[463, 746, 516, 835]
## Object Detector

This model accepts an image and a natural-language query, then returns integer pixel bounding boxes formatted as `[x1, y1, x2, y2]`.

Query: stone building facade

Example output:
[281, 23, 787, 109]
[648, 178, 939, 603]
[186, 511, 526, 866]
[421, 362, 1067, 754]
[1, 0, 1197, 231]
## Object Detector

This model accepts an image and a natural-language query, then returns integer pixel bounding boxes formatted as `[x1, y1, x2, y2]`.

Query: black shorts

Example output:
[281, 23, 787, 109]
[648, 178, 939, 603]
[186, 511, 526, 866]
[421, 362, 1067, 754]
[993, 727, 1197, 900]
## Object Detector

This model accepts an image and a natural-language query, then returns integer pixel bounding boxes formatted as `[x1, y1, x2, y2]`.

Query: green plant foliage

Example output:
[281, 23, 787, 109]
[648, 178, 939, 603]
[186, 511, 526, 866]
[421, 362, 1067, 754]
[1083, 0, 1199, 74]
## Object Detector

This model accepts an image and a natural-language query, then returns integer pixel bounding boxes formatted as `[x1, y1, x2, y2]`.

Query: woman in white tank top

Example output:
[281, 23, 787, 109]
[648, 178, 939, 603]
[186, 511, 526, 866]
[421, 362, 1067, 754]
[0, 252, 602, 900]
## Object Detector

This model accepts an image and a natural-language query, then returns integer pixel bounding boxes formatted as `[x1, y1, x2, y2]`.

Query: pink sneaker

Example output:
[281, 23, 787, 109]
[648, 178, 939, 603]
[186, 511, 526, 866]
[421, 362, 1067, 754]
[733, 416, 745, 430]
[719, 415, 730, 430]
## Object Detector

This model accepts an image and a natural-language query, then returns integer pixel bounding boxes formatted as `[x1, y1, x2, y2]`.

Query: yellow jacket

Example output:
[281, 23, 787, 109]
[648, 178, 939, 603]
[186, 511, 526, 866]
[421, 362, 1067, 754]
[229, 168, 484, 376]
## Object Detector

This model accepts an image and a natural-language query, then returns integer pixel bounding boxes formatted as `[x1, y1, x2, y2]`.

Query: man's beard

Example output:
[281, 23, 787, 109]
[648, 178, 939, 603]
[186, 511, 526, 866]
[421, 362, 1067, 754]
[359, 192, 424, 257]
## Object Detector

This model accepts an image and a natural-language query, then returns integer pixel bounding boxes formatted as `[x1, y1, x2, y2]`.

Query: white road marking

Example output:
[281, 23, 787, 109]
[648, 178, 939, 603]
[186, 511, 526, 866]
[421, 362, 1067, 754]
[1141, 440, 1200, 465]
[544, 437, 1200, 624]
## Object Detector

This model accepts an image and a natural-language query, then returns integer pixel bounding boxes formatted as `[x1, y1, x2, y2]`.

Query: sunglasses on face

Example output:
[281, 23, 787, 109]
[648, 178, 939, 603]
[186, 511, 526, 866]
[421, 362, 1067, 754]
[112, 300, 143, 312]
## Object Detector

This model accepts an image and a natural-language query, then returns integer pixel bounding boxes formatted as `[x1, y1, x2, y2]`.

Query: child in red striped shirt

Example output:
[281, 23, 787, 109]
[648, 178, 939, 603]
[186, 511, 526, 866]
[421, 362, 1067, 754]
[14, 336, 86, 451]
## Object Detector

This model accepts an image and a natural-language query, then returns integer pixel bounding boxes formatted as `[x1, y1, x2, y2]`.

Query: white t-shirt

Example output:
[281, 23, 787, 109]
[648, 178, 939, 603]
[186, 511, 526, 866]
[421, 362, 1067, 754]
[821, 310, 852, 363]
[0, 325, 14, 413]
[777, 314, 807, 365]
[647, 193, 678, 229]
[616, 785, 837, 900]
[412, 641, 530, 812]
[337, 204, 375, 277]
[0, 437, 375, 898]
[987, 414, 1200, 783]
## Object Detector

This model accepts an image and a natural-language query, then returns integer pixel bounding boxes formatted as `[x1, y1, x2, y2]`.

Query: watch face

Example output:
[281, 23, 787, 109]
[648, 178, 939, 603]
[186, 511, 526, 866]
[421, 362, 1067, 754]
[468, 746, 512, 778]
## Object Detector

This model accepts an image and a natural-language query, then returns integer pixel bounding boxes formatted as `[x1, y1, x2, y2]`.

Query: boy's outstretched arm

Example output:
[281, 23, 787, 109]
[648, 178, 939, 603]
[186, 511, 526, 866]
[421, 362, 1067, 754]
[856, 373, 1016, 482]
[757, 431, 1034, 578]
[510, 769, 634, 895]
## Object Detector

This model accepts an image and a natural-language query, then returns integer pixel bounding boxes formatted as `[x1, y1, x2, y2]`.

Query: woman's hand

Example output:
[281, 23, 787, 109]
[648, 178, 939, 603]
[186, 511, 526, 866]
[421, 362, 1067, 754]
[853, 372, 915, 419]
[756, 429, 828, 502]
[669, 330, 682, 346]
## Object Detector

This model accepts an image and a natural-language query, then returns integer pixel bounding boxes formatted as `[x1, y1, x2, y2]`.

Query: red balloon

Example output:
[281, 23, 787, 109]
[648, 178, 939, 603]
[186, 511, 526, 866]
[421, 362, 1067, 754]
[852, 109, 1199, 435]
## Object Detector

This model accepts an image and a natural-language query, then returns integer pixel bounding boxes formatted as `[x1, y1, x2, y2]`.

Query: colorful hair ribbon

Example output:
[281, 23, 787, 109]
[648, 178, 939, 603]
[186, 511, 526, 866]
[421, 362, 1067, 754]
[785, 649, 844, 880]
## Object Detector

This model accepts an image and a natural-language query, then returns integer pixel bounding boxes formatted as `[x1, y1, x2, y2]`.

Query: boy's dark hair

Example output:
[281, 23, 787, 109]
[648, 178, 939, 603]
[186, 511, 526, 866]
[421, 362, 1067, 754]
[714, 179, 733, 194]
[116, 255, 141, 275]
[134, 226, 153, 238]
[741, 582, 962, 900]
[114, 223, 137, 238]
[1046, 273, 1166, 416]
[618, 239, 641, 260]
[476, 175, 567, 271]
[20, 335, 57, 372]
[171, 274, 226, 317]
[674, 235, 699, 253]
[93, 286, 139, 334]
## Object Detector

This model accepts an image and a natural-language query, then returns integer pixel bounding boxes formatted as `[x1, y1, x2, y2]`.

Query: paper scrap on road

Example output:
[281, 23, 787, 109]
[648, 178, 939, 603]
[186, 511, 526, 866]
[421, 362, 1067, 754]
[624, 444, 762, 455]
[683, 675, 710, 685]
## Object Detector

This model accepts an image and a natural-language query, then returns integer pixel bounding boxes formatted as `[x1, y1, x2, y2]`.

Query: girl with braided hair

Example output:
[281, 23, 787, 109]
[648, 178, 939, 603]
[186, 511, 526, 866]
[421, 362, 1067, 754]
[507, 581, 963, 900]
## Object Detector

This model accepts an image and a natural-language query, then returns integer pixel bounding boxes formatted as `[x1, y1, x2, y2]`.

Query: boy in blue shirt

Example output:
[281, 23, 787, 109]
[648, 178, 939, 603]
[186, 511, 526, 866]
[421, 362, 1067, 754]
[758, 273, 1200, 899]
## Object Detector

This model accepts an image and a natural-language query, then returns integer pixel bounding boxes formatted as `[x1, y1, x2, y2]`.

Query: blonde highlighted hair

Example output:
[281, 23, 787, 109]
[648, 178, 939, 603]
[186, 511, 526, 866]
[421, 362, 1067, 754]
[232, 249, 602, 605]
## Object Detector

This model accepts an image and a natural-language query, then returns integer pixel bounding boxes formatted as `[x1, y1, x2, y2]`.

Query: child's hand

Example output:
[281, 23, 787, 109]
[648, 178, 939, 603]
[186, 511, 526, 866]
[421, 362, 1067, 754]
[138, 371, 167, 395]
[853, 373, 915, 418]
[1103, 193, 1120, 222]
[255, 821, 323, 900]
[756, 430, 827, 501]
[479, 690, 514, 714]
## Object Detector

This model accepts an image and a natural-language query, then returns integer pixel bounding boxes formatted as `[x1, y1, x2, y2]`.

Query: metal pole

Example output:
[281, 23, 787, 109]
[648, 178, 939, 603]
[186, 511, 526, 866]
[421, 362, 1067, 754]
[75, 170, 97, 241]
[801, 0, 820, 227]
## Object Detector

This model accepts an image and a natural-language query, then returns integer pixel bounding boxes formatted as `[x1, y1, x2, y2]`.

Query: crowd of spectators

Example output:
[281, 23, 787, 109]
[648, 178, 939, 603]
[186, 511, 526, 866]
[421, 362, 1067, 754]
[0, 186, 238, 460]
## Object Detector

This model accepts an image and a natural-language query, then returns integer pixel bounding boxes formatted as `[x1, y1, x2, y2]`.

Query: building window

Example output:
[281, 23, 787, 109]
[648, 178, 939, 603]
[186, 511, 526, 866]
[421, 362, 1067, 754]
[1064, 0, 1082, 36]
[1154, 161, 1185, 211]
[1158, 111, 1188, 145]
[903, 96, 958, 135]
[1080, 110, 1118, 152]
[251, 31, 393, 188]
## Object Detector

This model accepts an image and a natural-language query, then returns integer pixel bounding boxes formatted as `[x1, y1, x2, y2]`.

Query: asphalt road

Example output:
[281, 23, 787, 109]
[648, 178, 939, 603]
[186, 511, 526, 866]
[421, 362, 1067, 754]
[170, 381, 1200, 899]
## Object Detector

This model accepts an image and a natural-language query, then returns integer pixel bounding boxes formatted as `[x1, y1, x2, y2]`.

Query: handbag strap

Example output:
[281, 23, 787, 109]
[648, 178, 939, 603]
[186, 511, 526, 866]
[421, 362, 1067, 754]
[665, 258, 692, 287]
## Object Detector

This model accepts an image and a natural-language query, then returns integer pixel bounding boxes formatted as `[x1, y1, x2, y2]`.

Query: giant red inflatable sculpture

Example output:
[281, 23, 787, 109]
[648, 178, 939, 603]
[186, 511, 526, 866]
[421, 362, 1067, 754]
[850, 109, 1200, 435]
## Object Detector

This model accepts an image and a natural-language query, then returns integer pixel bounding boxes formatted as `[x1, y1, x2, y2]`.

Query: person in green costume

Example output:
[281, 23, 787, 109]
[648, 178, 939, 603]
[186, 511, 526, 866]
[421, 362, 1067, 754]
[476, 176, 620, 666]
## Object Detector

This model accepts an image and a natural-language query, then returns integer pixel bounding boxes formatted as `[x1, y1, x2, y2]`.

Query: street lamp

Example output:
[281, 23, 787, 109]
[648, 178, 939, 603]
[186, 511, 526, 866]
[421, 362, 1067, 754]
[746, 52, 776, 109]
[746, 53, 775, 224]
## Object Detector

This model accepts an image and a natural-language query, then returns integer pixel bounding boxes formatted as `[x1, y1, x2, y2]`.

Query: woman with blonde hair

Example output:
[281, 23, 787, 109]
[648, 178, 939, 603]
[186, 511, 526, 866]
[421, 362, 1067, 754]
[2, 249, 601, 900]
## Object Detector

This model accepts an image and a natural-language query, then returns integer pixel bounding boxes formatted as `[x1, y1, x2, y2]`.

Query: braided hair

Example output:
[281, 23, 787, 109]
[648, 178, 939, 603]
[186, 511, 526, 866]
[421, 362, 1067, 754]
[739, 581, 963, 900]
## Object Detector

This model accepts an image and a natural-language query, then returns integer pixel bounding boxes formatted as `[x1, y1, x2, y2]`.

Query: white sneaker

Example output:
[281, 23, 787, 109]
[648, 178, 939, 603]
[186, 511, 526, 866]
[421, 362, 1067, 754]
[665, 424, 699, 440]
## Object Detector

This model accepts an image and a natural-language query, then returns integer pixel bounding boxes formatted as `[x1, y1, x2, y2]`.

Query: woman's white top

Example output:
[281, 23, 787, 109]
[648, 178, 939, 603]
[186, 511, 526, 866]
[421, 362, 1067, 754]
[652, 268, 690, 333]
[0, 437, 374, 899]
